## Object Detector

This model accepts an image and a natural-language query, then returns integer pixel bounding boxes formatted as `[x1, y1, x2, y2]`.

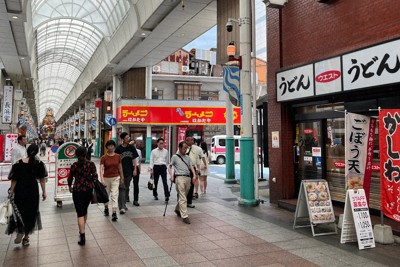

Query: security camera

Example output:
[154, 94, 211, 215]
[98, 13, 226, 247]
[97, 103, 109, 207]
[263, 0, 288, 8]
[226, 21, 233, 32]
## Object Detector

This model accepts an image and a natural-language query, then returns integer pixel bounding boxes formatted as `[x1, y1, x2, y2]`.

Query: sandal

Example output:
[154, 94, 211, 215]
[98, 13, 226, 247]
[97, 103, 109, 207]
[194, 193, 199, 199]
[22, 237, 30, 246]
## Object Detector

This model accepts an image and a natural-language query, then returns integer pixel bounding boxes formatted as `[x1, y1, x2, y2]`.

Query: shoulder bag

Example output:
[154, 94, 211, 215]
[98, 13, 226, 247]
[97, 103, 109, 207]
[91, 180, 109, 204]
[176, 154, 193, 178]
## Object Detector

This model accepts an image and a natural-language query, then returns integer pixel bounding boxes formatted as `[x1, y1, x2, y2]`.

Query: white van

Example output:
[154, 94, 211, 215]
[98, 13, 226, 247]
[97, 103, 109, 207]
[210, 135, 241, 164]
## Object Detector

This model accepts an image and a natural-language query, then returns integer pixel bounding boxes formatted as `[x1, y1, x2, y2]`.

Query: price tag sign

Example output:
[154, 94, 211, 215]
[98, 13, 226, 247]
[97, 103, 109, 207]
[348, 190, 375, 249]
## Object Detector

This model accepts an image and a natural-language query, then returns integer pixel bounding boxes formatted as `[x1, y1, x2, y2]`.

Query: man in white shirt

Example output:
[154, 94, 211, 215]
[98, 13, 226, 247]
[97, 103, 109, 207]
[150, 138, 170, 202]
[11, 135, 27, 164]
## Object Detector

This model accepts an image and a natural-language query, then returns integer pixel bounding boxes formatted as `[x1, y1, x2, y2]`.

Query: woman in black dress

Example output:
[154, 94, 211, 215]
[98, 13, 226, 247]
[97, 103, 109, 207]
[7, 144, 47, 246]
[68, 146, 98, 246]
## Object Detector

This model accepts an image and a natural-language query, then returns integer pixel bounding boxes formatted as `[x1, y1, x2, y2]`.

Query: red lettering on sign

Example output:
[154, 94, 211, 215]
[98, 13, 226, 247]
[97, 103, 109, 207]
[334, 161, 345, 168]
[316, 70, 341, 83]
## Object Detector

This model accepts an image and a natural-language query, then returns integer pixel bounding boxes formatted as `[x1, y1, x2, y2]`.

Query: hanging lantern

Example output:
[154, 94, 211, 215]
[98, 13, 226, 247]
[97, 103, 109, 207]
[104, 90, 112, 102]
[95, 98, 102, 108]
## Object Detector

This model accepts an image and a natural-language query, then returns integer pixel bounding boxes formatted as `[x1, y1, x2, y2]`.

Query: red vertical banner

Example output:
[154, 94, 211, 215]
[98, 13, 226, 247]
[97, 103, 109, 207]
[379, 109, 400, 222]
[163, 128, 169, 150]
[177, 127, 186, 144]
[0, 135, 4, 162]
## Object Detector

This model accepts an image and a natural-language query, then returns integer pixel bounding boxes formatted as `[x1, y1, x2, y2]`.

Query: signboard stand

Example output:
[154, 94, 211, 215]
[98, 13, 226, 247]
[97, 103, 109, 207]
[293, 180, 337, 236]
[54, 142, 80, 205]
[340, 189, 375, 250]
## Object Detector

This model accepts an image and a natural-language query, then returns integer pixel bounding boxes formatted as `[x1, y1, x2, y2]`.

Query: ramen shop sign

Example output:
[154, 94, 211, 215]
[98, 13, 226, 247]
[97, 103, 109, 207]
[117, 105, 241, 125]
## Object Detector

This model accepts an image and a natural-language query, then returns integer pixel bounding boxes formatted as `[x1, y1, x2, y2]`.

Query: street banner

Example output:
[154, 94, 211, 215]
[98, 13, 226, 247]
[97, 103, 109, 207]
[379, 109, 400, 222]
[177, 127, 186, 144]
[4, 134, 18, 162]
[2, 86, 13, 124]
[0, 135, 4, 162]
[223, 66, 241, 107]
[345, 112, 376, 203]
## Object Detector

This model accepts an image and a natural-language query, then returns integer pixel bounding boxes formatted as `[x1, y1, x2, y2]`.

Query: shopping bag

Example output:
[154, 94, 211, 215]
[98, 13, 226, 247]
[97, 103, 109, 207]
[0, 200, 13, 225]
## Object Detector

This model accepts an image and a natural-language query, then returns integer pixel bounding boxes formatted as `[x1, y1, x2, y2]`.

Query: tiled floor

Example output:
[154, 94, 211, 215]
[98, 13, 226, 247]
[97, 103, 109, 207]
[0, 160, 398, 266]
[133, 214, 317, 266]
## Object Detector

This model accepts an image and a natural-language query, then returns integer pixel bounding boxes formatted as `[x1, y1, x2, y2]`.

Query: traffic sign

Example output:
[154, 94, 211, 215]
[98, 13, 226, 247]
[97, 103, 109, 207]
[110, 117, 117, 126]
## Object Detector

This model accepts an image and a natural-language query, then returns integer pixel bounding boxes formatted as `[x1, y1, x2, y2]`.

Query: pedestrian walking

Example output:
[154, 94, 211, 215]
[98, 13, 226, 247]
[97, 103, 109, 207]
[11, 135, 27, 164]
[185, 136, 207, 207]
[150, 138, 170, 202]
[115, 132, 138, 212]
[199, 141, 210, 196]
[168, 141, 197, 224]
[68, 146, 98, 246]
[129, 139, 142, 206]
[100, 140, 124, 221]
[7, 144, 47, 246]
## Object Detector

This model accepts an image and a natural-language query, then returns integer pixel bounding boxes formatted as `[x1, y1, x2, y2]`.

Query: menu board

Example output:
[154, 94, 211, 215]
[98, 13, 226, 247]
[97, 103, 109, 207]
[304, 180, 335, 224]
[341, 189, 375, 250]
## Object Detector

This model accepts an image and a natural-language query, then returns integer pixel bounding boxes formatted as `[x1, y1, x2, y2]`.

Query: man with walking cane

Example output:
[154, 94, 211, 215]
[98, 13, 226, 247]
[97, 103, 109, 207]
[168, 141, 197, 224]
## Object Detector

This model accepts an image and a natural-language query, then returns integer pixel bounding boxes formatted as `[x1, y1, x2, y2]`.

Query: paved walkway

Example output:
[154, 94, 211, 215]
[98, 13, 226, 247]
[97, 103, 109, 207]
[0, 158, 398, 267]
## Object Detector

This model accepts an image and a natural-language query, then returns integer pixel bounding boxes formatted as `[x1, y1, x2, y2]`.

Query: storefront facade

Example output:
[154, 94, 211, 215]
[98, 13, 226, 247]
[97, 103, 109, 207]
[267, 0, 400, 209]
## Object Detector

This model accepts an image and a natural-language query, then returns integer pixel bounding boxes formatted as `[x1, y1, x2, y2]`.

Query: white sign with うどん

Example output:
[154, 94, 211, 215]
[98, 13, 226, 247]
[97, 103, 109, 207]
[276, 64, 314, 102]
[343, 39, 400, 91]
[2, 86, 13, 124]
[315, 57, 342, 95]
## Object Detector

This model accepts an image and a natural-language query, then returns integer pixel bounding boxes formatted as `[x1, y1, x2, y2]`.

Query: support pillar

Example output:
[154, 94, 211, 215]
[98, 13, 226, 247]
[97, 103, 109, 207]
[146, 126, 151, 163]
[112, 75, 119, 142]
[84, 100, 88, 139]
[239, 0, 257, 206]
[225, 98, 236, 184]
[95, 90, 101, 157]
[145, 67, 153, 163]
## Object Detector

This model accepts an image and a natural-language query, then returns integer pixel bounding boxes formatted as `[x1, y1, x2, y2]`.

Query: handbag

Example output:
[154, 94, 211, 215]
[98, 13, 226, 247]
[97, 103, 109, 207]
[148, 174, 154, 190]
[0, 199, 13, 225]
[91, 180, 109, 204]
[91, 190, 98, 204]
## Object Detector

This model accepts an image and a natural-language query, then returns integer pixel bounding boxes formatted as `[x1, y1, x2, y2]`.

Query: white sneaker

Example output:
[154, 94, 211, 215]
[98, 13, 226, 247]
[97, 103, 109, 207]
[14, 233, 24, 244]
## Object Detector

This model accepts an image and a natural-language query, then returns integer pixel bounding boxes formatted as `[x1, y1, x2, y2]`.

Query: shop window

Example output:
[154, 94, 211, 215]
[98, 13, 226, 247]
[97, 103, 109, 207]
[200, 91, 219, 101]
[152, 89, 163, 99]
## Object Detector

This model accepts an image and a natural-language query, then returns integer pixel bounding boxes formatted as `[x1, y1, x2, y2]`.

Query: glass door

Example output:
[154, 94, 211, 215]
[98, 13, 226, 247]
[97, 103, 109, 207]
[295, 121, 323, 195]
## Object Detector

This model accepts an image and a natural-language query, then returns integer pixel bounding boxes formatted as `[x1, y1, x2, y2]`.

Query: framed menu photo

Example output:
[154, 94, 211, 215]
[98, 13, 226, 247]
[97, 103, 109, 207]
[304, 180, 335, 224]
[294, 180, 337, 236]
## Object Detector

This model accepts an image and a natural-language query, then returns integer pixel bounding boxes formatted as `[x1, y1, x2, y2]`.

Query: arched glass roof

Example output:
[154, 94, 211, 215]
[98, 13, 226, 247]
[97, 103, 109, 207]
[31, 0, 130, 121]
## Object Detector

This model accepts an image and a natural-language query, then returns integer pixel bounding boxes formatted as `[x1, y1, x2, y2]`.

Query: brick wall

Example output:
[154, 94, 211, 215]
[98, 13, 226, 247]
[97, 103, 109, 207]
[267, 0, 400, 203]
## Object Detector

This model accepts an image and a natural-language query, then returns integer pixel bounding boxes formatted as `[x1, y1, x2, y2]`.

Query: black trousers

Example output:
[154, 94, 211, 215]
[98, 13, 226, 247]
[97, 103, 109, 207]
[186, 167, 196, 205]
[132, 168, 140, 202]
[153, 165, 170, 198]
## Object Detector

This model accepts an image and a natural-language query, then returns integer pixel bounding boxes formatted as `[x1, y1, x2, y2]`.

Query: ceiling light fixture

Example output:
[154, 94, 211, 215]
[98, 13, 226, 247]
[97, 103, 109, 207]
[12, 15, 18, 19]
